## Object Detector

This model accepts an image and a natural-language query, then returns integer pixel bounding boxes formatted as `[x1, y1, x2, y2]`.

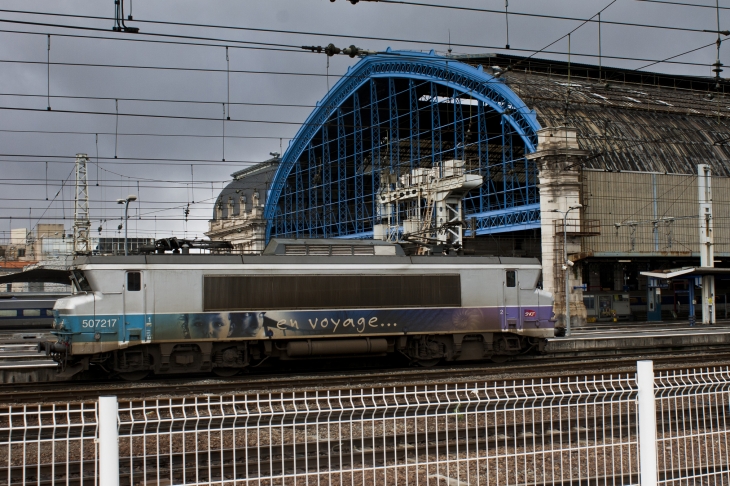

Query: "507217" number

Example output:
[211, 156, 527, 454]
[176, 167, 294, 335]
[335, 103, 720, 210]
[81, 319, 117, 329]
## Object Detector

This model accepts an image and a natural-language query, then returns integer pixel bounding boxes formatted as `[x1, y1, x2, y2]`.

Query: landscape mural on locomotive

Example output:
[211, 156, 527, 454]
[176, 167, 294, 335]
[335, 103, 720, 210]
[153, 307, 553, 341]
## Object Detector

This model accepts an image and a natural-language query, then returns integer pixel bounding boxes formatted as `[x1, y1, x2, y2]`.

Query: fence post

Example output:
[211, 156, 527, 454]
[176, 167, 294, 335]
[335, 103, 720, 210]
[637, 360, 657, 486]
[98, 396, 120, 486]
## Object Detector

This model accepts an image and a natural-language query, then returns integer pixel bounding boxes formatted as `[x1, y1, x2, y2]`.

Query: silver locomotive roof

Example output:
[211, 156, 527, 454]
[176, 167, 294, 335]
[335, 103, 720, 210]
[68, 238, 540, 266]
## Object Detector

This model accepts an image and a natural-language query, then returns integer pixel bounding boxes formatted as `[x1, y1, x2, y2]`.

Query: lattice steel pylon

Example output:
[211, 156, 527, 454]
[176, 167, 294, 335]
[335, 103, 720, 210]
[73, 153, 91, 255]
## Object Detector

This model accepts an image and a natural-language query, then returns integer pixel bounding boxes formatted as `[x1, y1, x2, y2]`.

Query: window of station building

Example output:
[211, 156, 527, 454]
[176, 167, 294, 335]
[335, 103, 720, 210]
[0, 310, 17, 317]
[505, 271, 516, 288]
[22, 309, 41, 317]
[583, 296, 595, 310]
[127, 272, 142, 292]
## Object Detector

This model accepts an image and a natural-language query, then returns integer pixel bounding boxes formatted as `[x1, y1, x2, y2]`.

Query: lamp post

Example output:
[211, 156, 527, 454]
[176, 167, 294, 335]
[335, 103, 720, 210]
[117, 195, 137, 256]
[552, 204, 582, 337]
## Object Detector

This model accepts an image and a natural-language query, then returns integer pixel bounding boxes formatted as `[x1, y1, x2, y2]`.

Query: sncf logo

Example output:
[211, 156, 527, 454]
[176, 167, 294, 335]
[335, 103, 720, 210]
[524, 309, 537, 318]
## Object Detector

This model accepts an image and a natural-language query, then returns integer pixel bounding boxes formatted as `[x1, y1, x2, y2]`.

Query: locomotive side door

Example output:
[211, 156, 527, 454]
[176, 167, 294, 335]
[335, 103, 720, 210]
[123, 271, 146, 344]
[502, 270, 522, 332]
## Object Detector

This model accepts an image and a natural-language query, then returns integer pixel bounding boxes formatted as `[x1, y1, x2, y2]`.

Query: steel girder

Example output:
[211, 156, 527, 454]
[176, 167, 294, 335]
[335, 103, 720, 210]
[370, 79, 381, 226]
[353, 92, 366, 234]
[468, 204, 542, 235]
[264, 50, 541, 242]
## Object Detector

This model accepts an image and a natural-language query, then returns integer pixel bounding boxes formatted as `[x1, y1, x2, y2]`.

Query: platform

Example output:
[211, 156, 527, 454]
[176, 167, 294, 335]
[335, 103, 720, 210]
[546, 321, 730, 356]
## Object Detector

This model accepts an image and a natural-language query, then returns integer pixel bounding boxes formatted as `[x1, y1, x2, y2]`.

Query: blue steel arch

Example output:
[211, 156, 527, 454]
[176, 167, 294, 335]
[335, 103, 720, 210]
[265, 49, 542, 241]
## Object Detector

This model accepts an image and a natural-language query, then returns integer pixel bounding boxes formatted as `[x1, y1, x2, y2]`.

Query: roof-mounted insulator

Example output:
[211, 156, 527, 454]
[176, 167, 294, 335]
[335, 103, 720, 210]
[324, 43, 341, 57]
[712, 59, 723, 77]
[302, 44, 376, 57]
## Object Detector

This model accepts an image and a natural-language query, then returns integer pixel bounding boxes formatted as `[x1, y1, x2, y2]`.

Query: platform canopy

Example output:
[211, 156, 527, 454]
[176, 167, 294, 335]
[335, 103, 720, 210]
[0, 268, 71, 285]
[641, 267, 730, 279]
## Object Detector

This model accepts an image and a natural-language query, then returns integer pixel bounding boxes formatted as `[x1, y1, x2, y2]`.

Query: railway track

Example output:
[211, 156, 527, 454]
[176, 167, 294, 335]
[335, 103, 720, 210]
[1, 348, 728, 404]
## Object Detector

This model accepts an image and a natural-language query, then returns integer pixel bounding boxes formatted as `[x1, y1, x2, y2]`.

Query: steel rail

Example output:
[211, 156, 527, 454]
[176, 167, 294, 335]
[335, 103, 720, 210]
[0, 350, 728, 404]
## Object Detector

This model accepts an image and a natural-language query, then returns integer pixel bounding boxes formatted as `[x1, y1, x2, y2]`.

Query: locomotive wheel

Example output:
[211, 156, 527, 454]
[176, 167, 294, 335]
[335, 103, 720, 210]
[490, 355, 510, 364]
[212, 367, 239, 377]
[415, 358, 441, 367]
[117, 370, 149, 381]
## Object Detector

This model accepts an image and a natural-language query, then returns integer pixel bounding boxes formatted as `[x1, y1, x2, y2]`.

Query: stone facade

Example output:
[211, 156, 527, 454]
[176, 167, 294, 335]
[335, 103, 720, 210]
[527, 127, 589, 329]
[206, 157, 279, 254]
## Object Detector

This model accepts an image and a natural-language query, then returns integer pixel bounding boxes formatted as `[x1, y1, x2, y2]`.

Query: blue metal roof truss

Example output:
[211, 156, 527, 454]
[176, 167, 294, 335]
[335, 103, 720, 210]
[265, 50, 542, 241]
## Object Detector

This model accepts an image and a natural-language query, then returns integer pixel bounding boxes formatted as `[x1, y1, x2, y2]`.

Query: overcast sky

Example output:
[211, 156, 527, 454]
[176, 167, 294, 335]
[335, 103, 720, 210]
[0, 0, 726, 244]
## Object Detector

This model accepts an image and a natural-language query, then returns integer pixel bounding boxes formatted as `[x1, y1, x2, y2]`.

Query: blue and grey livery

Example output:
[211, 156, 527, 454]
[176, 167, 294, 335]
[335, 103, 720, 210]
[42, 239, 555, 379]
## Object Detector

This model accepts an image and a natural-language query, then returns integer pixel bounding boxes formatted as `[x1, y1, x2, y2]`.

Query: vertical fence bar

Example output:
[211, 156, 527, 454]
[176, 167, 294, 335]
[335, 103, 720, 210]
[637, 360, 657, 486]
[99, 396, 119, 486]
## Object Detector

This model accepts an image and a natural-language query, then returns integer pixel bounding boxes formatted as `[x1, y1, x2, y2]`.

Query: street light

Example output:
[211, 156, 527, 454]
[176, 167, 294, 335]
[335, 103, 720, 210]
[552, 204, 583, 337]
[117, 195, 138, 256]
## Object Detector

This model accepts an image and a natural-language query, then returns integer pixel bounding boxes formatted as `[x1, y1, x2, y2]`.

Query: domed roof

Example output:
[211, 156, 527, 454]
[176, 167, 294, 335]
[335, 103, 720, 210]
[213, 157, 279, 220]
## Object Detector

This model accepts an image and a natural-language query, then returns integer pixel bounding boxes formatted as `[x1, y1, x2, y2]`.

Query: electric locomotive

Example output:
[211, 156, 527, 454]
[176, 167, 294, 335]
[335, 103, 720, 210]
[40, 239, 555, 379]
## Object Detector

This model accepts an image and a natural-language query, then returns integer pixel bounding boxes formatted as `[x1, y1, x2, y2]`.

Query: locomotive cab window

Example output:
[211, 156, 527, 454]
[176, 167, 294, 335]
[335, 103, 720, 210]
[505, 270, 516, 288]
[71, 270, 92, 292]
[127, 272, 142, 292]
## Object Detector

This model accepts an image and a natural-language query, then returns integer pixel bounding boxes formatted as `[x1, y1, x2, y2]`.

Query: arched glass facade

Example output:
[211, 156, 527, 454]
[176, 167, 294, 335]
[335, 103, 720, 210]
[264, 51, 541, 241]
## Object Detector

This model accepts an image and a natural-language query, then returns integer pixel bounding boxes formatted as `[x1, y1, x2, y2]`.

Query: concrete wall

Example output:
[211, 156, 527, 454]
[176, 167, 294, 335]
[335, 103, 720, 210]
[10, 228, 27, 245]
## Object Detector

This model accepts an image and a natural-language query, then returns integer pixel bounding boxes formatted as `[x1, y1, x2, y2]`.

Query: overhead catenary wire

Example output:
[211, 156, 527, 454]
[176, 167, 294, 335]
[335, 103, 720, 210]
[0, 127, 295, 141]
[504, 1, 510, 49]
[0, 40, 723, 72]
[226, 46, 231, 120]
[46, 34, 50, 110]
[0, 5, 722, 39]
[0, 92, 314, 109]
[598, 12, 602, 80]
[0, 11, 726, 71]
[0, 17, 306, 51]
[636, 0, 730, 10]
[713, 0, 723, 86]
[1, 6, 728, 241]
[0, 58, 351, 79]
[114, 99, 118, 159]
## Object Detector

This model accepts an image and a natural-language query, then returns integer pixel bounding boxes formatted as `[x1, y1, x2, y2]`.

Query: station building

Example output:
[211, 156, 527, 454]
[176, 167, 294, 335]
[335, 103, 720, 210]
[209, 50, 730, 325]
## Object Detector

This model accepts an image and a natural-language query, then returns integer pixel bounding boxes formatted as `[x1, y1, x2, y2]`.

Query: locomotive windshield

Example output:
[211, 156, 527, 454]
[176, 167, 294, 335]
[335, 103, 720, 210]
[70, 270, 92, 292]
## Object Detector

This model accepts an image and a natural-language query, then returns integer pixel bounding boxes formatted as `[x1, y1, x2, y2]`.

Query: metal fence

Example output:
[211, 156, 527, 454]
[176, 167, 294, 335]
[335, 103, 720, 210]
[0, 361, 728, 485]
